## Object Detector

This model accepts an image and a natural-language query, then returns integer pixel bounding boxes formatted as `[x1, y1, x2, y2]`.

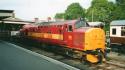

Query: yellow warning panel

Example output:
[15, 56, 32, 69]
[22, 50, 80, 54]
[84, 28, 105, 51]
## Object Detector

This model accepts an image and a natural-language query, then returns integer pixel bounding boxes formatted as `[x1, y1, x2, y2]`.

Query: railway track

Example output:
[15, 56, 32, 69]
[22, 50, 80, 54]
[89, 59, 125, 70]
[106, 60, 125, 69]
[3, 38, 125, 70]
[29, 46, 125, 70]
[17, 45, 125, 70]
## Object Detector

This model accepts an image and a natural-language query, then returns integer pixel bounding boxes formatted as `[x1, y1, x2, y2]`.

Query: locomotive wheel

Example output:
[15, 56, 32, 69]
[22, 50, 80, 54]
[86, 51, 104, 63]
[97, 51, 104, 63]
[64, 49, 83, 59]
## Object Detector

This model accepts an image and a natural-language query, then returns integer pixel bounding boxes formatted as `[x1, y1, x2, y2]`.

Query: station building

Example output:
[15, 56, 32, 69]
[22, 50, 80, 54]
[0, 10, 34, 38]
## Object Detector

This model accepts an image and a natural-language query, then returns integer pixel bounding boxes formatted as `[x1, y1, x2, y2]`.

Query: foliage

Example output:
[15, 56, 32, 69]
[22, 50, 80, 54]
[54, 0, 125, 22]
[64, 3, 86, 20]
[54, 13, 64, 19]
[113, 0, 125, 20]
[54, 3, 86, 20]
[86, 0, 116, 22]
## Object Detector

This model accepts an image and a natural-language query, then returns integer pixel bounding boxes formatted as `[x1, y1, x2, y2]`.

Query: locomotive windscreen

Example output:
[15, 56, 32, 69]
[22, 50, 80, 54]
[75, 20, 89, 29]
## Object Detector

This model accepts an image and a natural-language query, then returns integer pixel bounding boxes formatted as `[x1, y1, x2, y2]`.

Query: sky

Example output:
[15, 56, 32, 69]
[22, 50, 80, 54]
[0, 0, 115, 20]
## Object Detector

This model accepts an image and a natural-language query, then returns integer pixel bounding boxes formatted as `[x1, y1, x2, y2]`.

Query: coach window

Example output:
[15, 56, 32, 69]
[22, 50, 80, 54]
[121, 27, 125, 36]
[68, 25, 73, 32]
[112, 28, 116, 35]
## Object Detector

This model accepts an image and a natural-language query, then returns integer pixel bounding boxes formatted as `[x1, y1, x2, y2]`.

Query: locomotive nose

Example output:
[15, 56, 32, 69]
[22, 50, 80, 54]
[84, 28, 106, 63]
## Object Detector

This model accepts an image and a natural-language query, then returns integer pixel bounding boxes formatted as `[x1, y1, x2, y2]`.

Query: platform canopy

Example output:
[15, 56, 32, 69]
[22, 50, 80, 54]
[0, 10, 14, 20]
[2, 17, 31, 25]
[0, 10, 34, 31]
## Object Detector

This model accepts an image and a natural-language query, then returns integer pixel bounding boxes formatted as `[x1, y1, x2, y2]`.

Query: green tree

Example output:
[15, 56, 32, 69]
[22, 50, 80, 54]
[54, 13, 64, 19]
[64, 3, 86, 20]
[86, 0, 116, 22]
[113, 0, 125, 20]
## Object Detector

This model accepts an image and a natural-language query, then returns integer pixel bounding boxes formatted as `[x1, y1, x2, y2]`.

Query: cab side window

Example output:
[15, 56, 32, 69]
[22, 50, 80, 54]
[68, 25, 73, 32]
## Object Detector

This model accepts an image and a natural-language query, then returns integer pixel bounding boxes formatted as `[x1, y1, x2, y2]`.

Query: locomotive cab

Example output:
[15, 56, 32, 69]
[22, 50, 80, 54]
[65, 19, 106, 63]
[70, 19, 106, 63]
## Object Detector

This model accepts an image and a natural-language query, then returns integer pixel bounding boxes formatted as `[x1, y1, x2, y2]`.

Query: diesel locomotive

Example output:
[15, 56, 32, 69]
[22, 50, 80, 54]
[20, 19, 106, 63]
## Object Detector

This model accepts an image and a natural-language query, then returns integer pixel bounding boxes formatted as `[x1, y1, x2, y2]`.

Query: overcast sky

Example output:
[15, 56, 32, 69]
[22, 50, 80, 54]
[0, 0, 115, 20]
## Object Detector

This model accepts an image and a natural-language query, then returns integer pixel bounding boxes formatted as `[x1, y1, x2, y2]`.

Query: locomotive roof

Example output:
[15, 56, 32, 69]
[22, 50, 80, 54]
[35, 22, 52, 26]
[88, 22, 104, 26]
[36, 20, 77, 26]
[111, 20, 125, 26]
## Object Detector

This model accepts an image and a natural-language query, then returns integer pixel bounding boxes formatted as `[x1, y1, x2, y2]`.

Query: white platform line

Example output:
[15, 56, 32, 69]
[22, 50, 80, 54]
[2, 41, 80, 70]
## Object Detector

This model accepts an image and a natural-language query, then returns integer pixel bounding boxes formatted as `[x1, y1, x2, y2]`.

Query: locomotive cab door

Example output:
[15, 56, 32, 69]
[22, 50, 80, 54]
[64, 24, 74, 48]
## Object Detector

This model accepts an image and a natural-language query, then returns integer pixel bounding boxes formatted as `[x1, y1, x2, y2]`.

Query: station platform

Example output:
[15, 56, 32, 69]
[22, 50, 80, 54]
[0, 40, 79, 70]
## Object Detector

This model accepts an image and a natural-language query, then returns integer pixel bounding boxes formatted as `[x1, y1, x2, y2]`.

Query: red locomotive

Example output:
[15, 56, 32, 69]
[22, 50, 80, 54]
[20, 19, 106, 63]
